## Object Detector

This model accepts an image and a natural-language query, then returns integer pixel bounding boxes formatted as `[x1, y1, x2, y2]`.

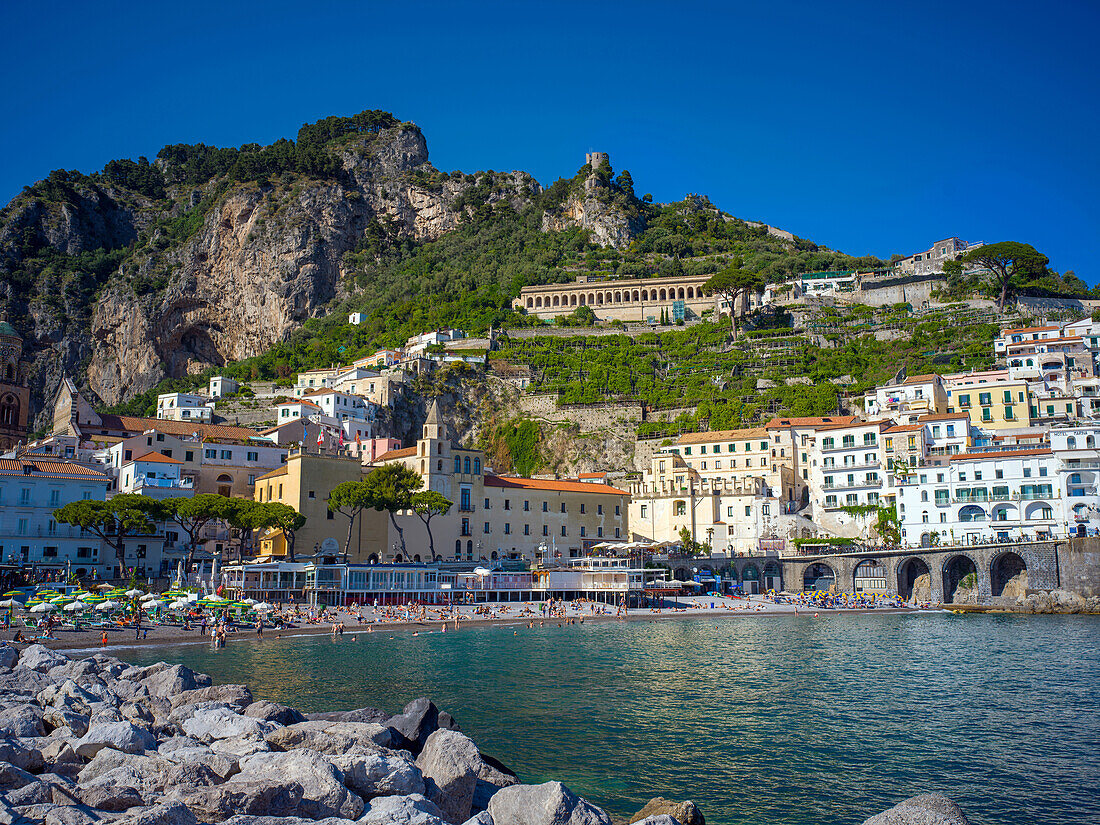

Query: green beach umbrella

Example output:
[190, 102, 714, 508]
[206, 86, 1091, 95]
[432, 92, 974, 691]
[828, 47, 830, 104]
[50, 595, 73, 605]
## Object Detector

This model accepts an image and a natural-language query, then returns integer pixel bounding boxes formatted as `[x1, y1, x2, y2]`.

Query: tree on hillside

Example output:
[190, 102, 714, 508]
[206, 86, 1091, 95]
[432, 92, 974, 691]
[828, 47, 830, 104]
[704, 258, 766, 338]
[161, 494, 242, 574]
[411, 491, 453, 561]
[362, 464, 423, 557]
[959, 241, 1049, 312]
[54, 495, 162, 579]
[328, 480, 376, 562]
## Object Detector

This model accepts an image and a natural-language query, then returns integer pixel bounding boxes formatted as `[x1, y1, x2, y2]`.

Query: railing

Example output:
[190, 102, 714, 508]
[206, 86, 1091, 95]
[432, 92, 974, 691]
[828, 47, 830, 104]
[822, 480, 881, 490]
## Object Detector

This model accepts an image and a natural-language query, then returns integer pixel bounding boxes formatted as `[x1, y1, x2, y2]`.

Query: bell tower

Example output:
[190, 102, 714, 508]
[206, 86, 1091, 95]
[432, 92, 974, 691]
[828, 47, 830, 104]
[0, 321, 30, 450]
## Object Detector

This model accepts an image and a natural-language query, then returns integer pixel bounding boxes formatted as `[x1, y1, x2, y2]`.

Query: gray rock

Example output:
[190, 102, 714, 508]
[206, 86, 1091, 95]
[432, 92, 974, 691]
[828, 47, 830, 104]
[629, 798, 704, 825]
[120, 663, 171, 682]
[181, 707, 272, 743]
[208, 735, 270, 759]
[360, 793, 448, 825]
[462, 814, 494, 825]
[0, 703, 45, 738]
[0, 760, 38, 791]
[264, 720, 392, 754]
[387, 698, 453, 754]
[306, 706, 388, 724]
[331, 746, 426, 798]
[18, 644, 67, 673]
[43, 804, 104, 825]
[243, 701, 306, 726]
[158, 745, 238, 780]
[111, 802, 199, 825]
[39, 740, 82, 778]
[6, 778, 56, 806]
[77, 765, 150, 811]
[237, 749, 365, 819]
[0, 666, 52, 697]
[488, 782, 612, 825]
[169, 684, 253, 712]
[417, 730, 482, 823]
[167, 778, 303, 822]
[74, 721, 157, 758]
[139, 664, 210, 698]
[43, 708, 90, 737]
[163, 760, 225, 789]
[222, 818, 357, 825]
[473, 753, 519, 812]
[0, 737, 45, 771]
[78, 749, 164, 786]
[633, 817, 680, 825]
[862, 794, 970, 825]
[0, 646, 17, 669]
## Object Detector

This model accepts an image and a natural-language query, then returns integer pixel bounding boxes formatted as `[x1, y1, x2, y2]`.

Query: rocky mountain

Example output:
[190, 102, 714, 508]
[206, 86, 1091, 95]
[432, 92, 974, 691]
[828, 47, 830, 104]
[0, 112, 568, 427]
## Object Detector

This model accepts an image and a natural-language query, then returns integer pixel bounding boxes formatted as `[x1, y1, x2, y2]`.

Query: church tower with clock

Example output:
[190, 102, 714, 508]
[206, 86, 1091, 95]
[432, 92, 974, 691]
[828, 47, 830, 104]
[0, 321, 30, 450]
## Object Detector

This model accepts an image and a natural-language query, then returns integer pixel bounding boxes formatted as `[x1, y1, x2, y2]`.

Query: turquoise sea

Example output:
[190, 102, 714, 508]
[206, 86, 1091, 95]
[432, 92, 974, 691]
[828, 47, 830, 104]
[118, 614, 1100, 825]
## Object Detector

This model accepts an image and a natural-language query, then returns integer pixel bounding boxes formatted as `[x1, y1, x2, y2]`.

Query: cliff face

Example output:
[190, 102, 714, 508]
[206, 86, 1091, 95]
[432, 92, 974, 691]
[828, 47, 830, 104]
[541, 168, 645, 249]
[0, 124, 539, 422]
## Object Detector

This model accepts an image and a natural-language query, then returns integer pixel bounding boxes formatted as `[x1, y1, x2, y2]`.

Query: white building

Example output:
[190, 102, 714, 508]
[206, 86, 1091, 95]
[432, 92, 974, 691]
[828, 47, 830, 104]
[117, 452, 195, 500]
[300, 389, 378, 424]
[156, 392, 214, 423]
[348, 312, 368, 325]
[207, 376, 240, 399]
[0, 458, 109, 576]
[808, 420, 888, 536]
[897, 446, 1080, 547]
[863, 374, 948, 422]
[896, 237, 980, 276]
[406, 329, 466, 356]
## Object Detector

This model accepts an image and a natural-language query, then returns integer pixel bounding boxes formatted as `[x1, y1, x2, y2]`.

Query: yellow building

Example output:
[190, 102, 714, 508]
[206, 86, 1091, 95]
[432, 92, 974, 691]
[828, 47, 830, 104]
[254, 451, 388, 561]
[943, 371, 1031, 429]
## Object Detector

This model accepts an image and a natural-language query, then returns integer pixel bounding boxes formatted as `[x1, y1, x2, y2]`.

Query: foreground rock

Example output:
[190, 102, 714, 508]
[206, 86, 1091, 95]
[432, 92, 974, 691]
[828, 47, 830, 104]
[862, 793, 970, 825]
[629, 798, 705, 825]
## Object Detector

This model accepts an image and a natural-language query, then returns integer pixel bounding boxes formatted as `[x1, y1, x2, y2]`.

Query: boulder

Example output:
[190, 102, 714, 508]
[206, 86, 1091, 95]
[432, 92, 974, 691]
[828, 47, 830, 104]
[209, 735, 271, 759]
[264, 720, 392, 754]
[42, 803, 104, 825]
[237, 749, 365, 820]
[76, 765, 151, 811]
[43, 708, 90, 737]
[0, 646, 18, 669]
[222, 818, 358, 825]
[167, 779, 303, 822]
[39, 741, 82, 778]
[170, 684, 253, 712]
[387, 698, 455, 754]
[1050, 589, 1086, 613]
[18, 644, 67, 673]
[331, 746, 426, 798]
[862, 793, 970, 825]
[181, 707, 272, 743]
[629, 798, 704, 825]
[0, 737, 45, 771]
[158, 746, 239, 780]
[473, 753, 519, 812]
[6, 777, 62, 807]
[78, 750, 165, 786]
[244, 701, 306, 726]
[112, 802, 200, 825]
[307, 706, 389, 724]
[633, 818, 680, 825]
[488, 782, 612, 825]
[120, 663, 172, 682]
[140, 664, 211, 698]
[0, 703, 46, 737]
[74, 721, 157, 758]
[360, 793, 448, 825]
[0, 760, 38, 792]
[0, 666, 52, 697]
[416, 729, 481, 823]
[462, 814, 495, 825]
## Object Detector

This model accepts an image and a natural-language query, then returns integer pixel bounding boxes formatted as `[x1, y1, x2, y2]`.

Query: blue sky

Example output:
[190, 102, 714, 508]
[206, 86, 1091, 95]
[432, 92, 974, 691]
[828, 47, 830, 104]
[2, 0, 1097, 276]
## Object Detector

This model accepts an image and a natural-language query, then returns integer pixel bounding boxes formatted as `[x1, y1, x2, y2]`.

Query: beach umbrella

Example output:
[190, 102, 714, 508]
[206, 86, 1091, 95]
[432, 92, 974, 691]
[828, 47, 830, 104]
[63, 601, 85, 612]
[96, 601, 119, 611]
[140, 593, 158, 602]
[169, 600, 189, 610]
[143, 601, 164, 611]
[30, 603, 57, 613]
[96, 584, 115, 592]
[125, 589, 144, 597]
[2, 590, 24, 599]
[79, 592, 102, 602]
[0, 599, 20, 608]
[241, 598, 258, 605]
[50, 595, 73, 605]
[254, 602, 272, 611]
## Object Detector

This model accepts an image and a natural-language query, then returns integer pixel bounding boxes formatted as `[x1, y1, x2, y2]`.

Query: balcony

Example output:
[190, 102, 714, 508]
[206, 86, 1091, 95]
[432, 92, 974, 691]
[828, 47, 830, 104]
[458, 505, 475, 513]
[822, 480, 881, 490]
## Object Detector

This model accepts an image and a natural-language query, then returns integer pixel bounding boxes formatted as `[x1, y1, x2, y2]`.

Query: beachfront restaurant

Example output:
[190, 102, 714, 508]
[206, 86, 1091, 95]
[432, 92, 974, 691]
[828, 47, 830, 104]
[450, 569, 536, 602]
[533, 557, 653, 603]
[223, 561, 309, 602]
[306, 563, 443, 607]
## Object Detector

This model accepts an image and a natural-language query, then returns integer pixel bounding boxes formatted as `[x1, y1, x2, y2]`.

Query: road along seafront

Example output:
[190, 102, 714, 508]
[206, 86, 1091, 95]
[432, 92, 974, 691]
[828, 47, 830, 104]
[0, 642, 974, 825]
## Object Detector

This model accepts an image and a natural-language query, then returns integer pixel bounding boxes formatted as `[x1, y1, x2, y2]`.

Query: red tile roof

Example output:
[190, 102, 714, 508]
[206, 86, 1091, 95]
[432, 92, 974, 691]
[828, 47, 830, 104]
[375, 447, 417, 462]
[765, 416, 856, 429]
[950, 448, 1052, 461]
[128, 451, 183, 465]
[0, 459, 108, 479]
[91, 415, 259, 442]
[484, 475, 627, 496]
[884, 423, 924, 433]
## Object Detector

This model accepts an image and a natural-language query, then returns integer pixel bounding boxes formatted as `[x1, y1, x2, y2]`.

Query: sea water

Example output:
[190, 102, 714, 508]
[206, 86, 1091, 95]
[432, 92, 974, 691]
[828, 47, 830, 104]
[119, 613, 1100, 825]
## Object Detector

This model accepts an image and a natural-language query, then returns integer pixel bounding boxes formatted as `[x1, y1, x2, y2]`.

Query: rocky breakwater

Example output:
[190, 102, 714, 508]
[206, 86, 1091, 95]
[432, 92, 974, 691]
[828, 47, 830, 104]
[0, 645, 970, 825]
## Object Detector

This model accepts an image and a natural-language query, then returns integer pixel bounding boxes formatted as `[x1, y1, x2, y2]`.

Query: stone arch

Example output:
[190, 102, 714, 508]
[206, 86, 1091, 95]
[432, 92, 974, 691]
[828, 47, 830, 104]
[803, 562, 836, 592]
[579, 294, 587, 306]
[853, 559, 886, 593]
[605, 291, 613, 304]
[552, 295, 560, 307]
[896, 557, 930, 600]
[393, 553, 403, 563]
[632, 290, 640, 301]
[589, 293, 596, 305]
[614, 292, 622, 303]
[958, 504, 986, 522]
[1024, 501, 1054, 521]
[942, 554, 978, 603]
[990, 551, 1027, 597]
[367, 553, 380, 565]
[535, 296, 542, 308]
[413, 554, 422, 563]
[990, 503, 1017, 523]
[687, 287, 695, 299]
[659, 288, 667, 301]
[526, 297, 533, 308]
[596, 293, 604, 305]
[570, 294, 577, 306]
[678, 287, 685, 299]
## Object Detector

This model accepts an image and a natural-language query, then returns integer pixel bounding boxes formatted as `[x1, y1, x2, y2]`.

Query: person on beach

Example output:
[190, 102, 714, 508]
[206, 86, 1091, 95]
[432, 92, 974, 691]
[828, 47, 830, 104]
[101, 631, 108, 645]
[256, 617, 263, 639]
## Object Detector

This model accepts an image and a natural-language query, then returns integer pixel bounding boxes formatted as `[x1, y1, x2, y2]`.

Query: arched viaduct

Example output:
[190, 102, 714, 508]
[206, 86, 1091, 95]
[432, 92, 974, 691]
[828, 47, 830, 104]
[662, 540, 1063, 604]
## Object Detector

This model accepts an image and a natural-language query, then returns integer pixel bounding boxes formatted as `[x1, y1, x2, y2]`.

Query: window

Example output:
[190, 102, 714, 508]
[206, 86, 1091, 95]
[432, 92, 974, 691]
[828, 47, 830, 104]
[248, 474, 256, 485]
[561, 526, 567, 537]
[504, 523, 511, 535]
[996, 469, 1004, 479]
[863, 433, 876, 446]
[542, 501, 549, 512]
[597, 527, 603, 538]
[185, 450, 194, 462]
[580, 504, 586, 514]
[473, 458, 481, 474]
[542, 525, 548, 536]
[684, 447, 692, 455]
[843, 435, 855, 448]
[560, 503, 566, 513]
[308, 490, 315, 498]
[580, 526, 586, 537]
[597, 504, 603, 515]
[483, 522, 490, 534]
[675, 501, 686, 516]
[822, 437, 835, 449]
[523, 500, 530, 511]
[16, 519, 27, 535]
[523, 524, 529, 536]
[959, 394, 971, 407]
[454, 457, 461, 473]
[640, 505, 648, 518]
[48, 490, 60, 507]
[825, 495, 837, 507]
[326, 511, 334, 520]
[205, 449, 216, 459]
[979, 392, 991, 406]
[504, 499, 511, 510]
[615, 505, 621, 516]
[745, 505, 751, 516]
[220, 450, 232, 460]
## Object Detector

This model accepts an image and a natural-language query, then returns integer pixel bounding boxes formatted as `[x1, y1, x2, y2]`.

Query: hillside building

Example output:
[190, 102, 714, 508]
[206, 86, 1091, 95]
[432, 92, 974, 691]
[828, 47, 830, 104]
[514, 274, 720, 323]
[0, 322, 30, 451]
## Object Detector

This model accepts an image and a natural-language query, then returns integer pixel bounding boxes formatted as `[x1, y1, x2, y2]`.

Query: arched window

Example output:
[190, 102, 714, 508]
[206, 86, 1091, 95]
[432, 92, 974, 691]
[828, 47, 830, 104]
[526, 298, 533, 308]
[454, 456, 461, 473]
[678, 288, 685, 299]
[922, 511, 929, 523]
[921, 490, 928, 501]
[632, 290, 640, 301]
[455, 540, 461, 558]
[659, 289, 667, 300]
[1026, 359, 1034, 367]
[1088, 436, 1096, 449]
[1071, 473, 1082, 484]
[0, 394, 18, 426]
[473, 457, 481, 474]
[437, 459, 443, 471]
[552, 295, 560, 307]
[1068, 437, 1077, 448]
[2, 365, 12, 382]
[466, 540, 473, 554]
[579, 294, 587, 306]
[535, 297, 542, 308]
[571, 294, 577, 306]
[464, 456, 471, 474]
[687, 287, 694, 298]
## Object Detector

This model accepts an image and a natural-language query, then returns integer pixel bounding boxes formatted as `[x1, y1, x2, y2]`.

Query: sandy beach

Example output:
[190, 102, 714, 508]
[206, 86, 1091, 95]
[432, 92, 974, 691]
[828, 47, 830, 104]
[21, 594, 926, 654]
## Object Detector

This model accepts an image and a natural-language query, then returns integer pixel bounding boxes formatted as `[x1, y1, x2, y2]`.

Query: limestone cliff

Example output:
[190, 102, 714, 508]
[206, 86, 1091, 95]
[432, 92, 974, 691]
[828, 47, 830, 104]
[540, 161, 646, 249]
[0, 121, 540, 423]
